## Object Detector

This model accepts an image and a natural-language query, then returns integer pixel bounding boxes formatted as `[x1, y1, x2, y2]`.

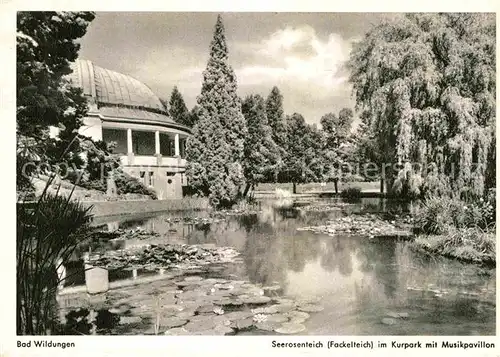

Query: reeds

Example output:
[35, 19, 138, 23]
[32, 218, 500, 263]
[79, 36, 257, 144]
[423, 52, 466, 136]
[17, 174, 93, 335]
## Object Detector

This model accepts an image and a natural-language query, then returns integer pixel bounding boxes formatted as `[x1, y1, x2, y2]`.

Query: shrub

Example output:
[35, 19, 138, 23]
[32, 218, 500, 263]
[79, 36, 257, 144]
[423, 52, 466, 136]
[17, 182, 93, 334]
[340, 187, 362, 202]
[66, 169, 157, 200]
[114, 171, 157, 199]
[413, 196, 466, 234]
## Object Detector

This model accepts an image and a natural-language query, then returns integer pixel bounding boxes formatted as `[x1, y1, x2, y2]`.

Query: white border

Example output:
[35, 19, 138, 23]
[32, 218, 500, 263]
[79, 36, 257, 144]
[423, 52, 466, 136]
[1, 1, 498, 356]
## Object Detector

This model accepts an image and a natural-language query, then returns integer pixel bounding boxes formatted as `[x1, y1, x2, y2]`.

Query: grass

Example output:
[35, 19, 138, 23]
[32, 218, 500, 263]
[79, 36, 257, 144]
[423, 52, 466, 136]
[411, 228, 495, 266]
[255, 181, 380, 194]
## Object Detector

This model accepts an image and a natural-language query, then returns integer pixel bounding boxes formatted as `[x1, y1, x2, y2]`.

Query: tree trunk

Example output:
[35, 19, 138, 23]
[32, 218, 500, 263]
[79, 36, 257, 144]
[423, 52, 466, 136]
[243, 183, 251, 197]
[380, 179, 385, 194]
[292, 182, 297, 194]
[333, 179, 339, 194]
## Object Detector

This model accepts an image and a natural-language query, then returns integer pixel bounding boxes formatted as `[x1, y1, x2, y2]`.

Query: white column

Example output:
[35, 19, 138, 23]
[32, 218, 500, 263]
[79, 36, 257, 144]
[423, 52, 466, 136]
[174, 134, 180, 157]
[127, 128, 133, 154]
[155, 131, 160, 155]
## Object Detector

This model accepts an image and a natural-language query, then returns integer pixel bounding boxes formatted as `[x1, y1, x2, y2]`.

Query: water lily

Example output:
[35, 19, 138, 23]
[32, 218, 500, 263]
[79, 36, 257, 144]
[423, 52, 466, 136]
[213, 307, 224, 315]
[253, 314, 267, 323]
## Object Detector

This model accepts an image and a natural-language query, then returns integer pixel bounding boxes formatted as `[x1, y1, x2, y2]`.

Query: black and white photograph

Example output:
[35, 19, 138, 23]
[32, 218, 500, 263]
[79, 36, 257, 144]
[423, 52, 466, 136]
[14, 10, 496, 340]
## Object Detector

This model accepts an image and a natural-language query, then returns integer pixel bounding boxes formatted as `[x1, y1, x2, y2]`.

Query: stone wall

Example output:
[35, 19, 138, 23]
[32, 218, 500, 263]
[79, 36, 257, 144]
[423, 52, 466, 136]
[84, 198, 210, 218]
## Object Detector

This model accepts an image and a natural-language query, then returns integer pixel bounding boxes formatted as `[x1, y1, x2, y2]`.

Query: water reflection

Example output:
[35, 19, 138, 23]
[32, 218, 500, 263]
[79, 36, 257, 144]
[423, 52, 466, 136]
[65, 199, 495, 335]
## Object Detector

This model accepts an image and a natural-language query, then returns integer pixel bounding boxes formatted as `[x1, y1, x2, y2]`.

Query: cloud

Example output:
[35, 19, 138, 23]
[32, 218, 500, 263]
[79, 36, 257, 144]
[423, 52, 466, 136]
[105, 24, 355, 123]
[234, 25, 355, 123]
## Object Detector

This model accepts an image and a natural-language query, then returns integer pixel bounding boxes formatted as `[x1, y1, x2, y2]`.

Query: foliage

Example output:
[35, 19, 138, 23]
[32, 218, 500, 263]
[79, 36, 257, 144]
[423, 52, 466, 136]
[17, 12, 96, 189]
[114, 171, 157, 199]
[281, 113, 323, 186]
[412, 228, 495, 265]
[241, 94, 281, 191]
[413, 192, 496, 235]
[169, 86, 192, 127]
[17, 183, 93, 334]
[186, 15, 247, 208]
[340, 187, 362, 202]
[265, 86, 287, 176]
[320, 108, 354, 181]
[348, 13, 496, 197]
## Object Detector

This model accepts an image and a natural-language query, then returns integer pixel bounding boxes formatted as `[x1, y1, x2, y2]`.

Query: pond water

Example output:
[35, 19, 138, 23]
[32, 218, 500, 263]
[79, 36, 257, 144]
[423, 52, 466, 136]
[62, 198, 496, 335]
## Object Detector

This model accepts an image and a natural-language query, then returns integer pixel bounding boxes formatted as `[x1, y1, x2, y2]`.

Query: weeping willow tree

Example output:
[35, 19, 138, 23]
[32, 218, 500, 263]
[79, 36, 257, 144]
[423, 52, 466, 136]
[348, 13, 495, 198]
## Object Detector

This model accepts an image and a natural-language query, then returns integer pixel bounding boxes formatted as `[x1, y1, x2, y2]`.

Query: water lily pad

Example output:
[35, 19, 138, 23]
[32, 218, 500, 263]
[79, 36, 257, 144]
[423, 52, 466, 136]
[213, 324, 234, 335]
[231, 317, 254, 330]
[386, 311, 409, 319]
[256, 321, 282, 332]
[162, 317, 188, 329]
[175, 309, 197, 319]
[119, 316, 142, 325]
[273, 298, 295, 305]
[275, 322, 306, 334]
[265, 314, 289, 324]
[164, 327, 191, 335]
[285, 310, 310, 320]
[224, 311, 253, 320]
[241, 296, 271, 304]
[297, 304, 324, 313]
[197, 304, 216, 314]
[252, 306, 279, 314]
[184, 318, 217, 332]
[214, 299, 243, 307]
[274, 304, 294, 313]
[381, 318, 397, 325]
[262, 285, 282, 296]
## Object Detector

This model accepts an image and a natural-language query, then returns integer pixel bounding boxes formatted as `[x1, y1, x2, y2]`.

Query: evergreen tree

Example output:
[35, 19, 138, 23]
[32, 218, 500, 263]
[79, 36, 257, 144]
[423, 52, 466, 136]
[169, 86, 191, 127]
[348, 13, 495, 198]
[189, 105, 201, 128]
[265, 86, 287, 179]
[185, 15, 247, 207]
[241, 94, 281, 195]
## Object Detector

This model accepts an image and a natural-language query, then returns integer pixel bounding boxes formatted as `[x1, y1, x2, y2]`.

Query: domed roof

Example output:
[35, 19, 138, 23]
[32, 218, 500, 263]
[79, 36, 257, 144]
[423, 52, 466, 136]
[68, 59, 165, 113]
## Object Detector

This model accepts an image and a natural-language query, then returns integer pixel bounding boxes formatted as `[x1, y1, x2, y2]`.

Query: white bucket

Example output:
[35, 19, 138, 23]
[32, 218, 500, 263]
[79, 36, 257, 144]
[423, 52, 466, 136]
[85, 264, 109, 294]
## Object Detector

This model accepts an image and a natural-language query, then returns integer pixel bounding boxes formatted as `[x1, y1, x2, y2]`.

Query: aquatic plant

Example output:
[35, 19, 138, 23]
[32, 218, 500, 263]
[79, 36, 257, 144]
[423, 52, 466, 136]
[17, 175, 93, 335]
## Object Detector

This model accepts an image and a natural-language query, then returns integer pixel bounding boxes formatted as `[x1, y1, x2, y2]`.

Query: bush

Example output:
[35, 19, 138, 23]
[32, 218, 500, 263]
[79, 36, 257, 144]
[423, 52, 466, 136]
[340, 187, 362, 202]
[17, 184, 93, 334]
[414, 193, 496, 235]
[114, 171, 157, 200]
[411, 227, 495, 265]
[66, 169, 157, 200]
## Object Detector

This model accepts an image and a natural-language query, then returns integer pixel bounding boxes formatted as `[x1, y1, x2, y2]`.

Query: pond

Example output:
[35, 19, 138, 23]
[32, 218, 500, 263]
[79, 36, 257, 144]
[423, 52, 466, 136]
[59, 198, 496, 336]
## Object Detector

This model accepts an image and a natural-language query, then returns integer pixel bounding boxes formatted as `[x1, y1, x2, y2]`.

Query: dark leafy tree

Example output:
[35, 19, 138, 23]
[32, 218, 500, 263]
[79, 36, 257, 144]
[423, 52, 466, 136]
[169, 86, 191, 127]
[17, 11, 96, 191]
[284, 113, 324, 193]
[241, 94, 281, 196]
[348, 13, 496, 198]
[185, 15, 247, 207]
[320, 108, 354, 192]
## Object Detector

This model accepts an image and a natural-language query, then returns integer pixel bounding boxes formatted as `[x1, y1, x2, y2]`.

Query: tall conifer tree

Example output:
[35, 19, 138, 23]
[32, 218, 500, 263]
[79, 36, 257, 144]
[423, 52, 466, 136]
[185, 15, 247, 207]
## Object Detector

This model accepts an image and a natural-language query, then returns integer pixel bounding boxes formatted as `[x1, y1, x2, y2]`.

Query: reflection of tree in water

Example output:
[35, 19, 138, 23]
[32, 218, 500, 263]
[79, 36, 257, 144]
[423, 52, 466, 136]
[243, 231, 288, 287]
[319, 237, 355, 276]
[282, 233, 321, 273]
[355, 239, 399, 299]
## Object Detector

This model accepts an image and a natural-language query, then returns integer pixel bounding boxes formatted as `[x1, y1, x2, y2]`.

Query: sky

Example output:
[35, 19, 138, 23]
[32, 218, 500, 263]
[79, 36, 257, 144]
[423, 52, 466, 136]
[79, 12, 399, 125]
